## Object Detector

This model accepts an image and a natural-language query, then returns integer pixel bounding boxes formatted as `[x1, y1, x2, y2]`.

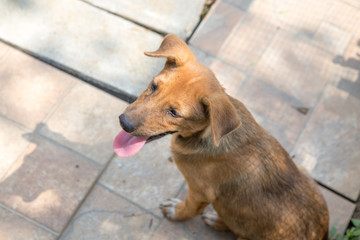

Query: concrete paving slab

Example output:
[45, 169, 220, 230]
[342, 37, 360, 72]
[60, 184, 159, 240]
[99, 136, 185, 217]
[40, 81, 128, 165]
[341, 0, 360, 8]
[252, 31, 335, 106]
[0, 206, 56, 240]
[0, 42, 74, 130]
[190, 1, 246, 57]
[189, 46, 247, 97]
[0, 117, 30, 179]
[0, 0, 165, 97]
[332, 68, 360, 101]
[218, 14, 278, 73]
[332, 37, 360, 101]
[152, 212, 237, 240]
[312, 22, 352, 55]
[248, 0, 331, 38]
[83, 0, 205, 39]
[320, 187, 356, 235]
[0, 136, 101, 233]
[238, 78, 308, 134]
[223, 0, 253, 11]
[293, 85, 360, 201]
[325, 1, 360, 37]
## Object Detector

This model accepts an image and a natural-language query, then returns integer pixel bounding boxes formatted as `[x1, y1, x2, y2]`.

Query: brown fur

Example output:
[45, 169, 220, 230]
[120, 34, 329, 240]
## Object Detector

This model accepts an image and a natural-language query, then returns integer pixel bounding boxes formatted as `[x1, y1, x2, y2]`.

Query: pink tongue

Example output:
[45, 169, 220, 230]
[113, 130, 148, 158]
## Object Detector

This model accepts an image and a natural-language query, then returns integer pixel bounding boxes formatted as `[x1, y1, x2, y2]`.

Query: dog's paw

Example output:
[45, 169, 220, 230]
[202, 212, 218, 226]
[159, 198, 182, 220]
[202, 212, 230, 231]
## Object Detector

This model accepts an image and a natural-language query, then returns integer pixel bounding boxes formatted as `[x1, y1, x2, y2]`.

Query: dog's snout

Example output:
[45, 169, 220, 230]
[119, 114, 136, 133]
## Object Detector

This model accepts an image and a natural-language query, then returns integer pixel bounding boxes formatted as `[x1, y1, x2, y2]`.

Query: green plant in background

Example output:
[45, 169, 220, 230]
[330, 219, 360, 240]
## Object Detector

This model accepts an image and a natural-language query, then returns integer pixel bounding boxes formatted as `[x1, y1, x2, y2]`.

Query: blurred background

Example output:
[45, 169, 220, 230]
[0, 0, 359, 239]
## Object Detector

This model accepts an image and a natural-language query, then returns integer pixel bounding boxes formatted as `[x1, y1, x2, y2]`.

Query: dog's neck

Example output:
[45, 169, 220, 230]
[171, 122, 255, 157]
[171, 97, 269, 158]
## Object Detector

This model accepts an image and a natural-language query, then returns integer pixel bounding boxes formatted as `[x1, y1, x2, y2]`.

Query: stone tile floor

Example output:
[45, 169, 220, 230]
[0, 0, 359, 239]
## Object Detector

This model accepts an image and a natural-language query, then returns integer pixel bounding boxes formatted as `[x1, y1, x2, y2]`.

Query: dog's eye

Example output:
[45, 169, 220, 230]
[151, 82, 157, 92]
[167, 109, 179, 118]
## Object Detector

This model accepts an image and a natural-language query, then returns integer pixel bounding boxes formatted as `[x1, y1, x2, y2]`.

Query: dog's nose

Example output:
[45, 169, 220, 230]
[119, 114, 136, 133]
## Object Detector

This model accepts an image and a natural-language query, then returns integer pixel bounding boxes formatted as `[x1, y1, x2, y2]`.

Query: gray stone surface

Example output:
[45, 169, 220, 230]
[100, 136, 185, 217]
[248, 0, 332, 37]
[218, 14, 278, 73]
[0, 206, 56, 240]
[252, 31, 335, 106]
[190, 46, 247, 97]
[312, 22, 352, 55]
[0, 0, 165, 97]
[340, 0, 360, 8]
[60, 184, 159, 240]
[320, 187, 356, 235]
[40, 81, 128, 165]
[238, 77, 308, 134]
[83, 0, 206, 39]
[223, 0, 253, 11]
[0, 41, 74, 130]
[190, 1, 246, 57]
[0, 136, 101, 233]
[293, 85, 360, 201]
[0, 117, 30, 179]
[324, 1, 360, 38]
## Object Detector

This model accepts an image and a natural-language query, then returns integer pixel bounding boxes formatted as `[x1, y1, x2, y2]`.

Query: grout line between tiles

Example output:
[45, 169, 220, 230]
[97, 181, 165, 240]
[78, 0, 167, 37]
[35, 133, 104, 168]
[290, 81, 329, 157]
[174, 181, 187, 198]
[56, 153, 117, 240]
[40, 81, 77, 124]
[288, 78, 359, 203]
[147, 180, 187, 239]
[0, 116, 33, 183]
[0, 114, 32, 133]
[216, 12, 249, 58]
[97, 181, 163, 220]
[189, 44, 251, 78]
[0, 203, 59, 237]
[316, 180, 357, 204]
[186, 0, 218, 43]
[0, 38, 137, 104]
[246, 28, 279, 77]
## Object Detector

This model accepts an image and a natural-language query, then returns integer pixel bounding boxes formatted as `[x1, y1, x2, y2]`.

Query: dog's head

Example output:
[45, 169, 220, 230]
[116, 34, 240, 157]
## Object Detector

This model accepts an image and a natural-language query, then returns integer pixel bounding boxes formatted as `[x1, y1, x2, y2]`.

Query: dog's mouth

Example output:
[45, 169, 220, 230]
[146, 130, 177, 143]
[113, 130, 177, 158]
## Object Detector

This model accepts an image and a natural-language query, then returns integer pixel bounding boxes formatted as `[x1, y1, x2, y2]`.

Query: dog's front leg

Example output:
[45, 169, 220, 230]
[160, 190, 209, 221]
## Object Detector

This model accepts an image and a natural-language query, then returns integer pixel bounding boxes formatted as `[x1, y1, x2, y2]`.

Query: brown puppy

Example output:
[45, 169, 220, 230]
[118, 34, 329, 240]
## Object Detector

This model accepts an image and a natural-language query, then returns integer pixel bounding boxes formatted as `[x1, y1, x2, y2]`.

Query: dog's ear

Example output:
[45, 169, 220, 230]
[202, 93, 241, 147]
[144, 34, 196, 67]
